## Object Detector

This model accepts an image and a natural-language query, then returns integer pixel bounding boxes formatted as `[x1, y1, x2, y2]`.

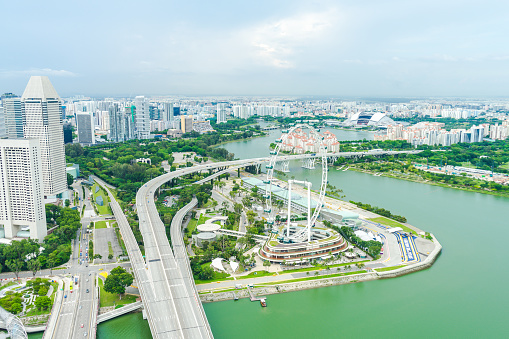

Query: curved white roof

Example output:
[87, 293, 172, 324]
[197, 223, 221, 232]
[211, 258, 225, 271]
[370, 112, 386, 122]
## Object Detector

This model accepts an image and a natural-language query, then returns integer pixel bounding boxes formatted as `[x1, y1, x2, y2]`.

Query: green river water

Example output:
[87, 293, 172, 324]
[30, 127, 507, 338]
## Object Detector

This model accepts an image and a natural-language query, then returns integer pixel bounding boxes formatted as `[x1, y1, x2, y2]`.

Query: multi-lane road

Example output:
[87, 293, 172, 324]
[96, 150, 420, 339]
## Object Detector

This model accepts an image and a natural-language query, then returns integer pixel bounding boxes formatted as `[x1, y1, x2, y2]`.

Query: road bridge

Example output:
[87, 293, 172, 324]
[216, 229, 269, 241]
[97, 301, 143, 323]
[96, 150, 419, 339]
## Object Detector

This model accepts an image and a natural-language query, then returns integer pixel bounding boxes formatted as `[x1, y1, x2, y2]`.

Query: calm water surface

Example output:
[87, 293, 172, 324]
[206, 130, 509, 338]
[39, 129, 507, 338]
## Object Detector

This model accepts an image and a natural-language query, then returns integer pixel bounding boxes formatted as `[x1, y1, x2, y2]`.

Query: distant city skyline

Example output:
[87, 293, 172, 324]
[2, 1, 509, 97]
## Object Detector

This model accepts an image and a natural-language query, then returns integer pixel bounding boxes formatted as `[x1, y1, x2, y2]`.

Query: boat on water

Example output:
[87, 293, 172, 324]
[260, 298, 267, 307]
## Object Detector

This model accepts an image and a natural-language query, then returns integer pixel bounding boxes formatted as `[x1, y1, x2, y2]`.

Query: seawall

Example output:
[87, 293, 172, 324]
[200, 234, 442, 303]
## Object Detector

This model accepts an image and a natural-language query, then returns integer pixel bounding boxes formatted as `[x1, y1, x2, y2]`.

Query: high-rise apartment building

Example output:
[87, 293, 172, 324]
[0, 138, 47, 242]
[163, 102, 174, 123]
[21, 76, 66, 197]
[109, 103, 122, 142]
[181, 115, 193, 134]
[1, 93, 24, 138]
[76, 112, 95, 145]
[217, 103, 227, 123]
[125, 105, 136, 140]
[0, 105, 5, 138]
[135, 96, 150, 139]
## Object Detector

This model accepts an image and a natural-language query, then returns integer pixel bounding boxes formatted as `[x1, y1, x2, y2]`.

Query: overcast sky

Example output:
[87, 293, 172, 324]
[2, 0, 509, 98]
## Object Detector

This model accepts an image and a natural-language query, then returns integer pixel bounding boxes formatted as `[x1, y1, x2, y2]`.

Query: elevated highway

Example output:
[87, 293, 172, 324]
[99, 150, 418, 339]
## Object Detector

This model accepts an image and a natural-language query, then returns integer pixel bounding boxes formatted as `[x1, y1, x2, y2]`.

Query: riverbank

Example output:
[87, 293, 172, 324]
[200, 233, 441, 303]
[348, 166, 509, 198]
[211, 133, 267, 147]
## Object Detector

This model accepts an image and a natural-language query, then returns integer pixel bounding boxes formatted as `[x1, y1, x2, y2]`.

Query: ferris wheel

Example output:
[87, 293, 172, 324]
[264, 123, 328, 237]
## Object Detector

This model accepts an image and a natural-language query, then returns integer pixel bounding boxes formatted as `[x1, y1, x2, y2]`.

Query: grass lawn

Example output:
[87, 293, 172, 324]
[281, 260, 371, 275]
[95, 220, 107, 229]
[0, 281, 18, 291]
[460, 162, 477, 169]
[197, 214, 210, 225]
[194, 263, 231, 284]
[98, 279, 138, 308]
[187, 218, 198, 233]
[375, 265, 406, 272]
[500, 162, 509, 170]
[367, 217, 418, 235]
[92, 184, 111, 215]
[235, 271, 275, 280]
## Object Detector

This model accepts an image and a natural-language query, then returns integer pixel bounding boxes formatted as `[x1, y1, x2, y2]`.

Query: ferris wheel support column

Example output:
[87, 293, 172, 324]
[307, 182, 312, 242]
[287, 180, 293, 237]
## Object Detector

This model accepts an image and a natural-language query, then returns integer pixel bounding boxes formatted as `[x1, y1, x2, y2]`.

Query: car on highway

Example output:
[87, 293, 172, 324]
[81, 324, 84, 328]
[64, 295, 67, 299]
[86, 289, 89, 293]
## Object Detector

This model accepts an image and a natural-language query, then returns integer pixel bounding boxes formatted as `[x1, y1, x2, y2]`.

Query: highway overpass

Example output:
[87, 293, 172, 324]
[100, 150, 419, 338]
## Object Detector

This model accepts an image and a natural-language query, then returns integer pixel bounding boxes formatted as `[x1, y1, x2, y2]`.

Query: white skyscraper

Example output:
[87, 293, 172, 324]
[21, 76, 66, 197]
[0, 139, 47, 242]
[217, 103, 227, 123]
[135, 96, 150, 139]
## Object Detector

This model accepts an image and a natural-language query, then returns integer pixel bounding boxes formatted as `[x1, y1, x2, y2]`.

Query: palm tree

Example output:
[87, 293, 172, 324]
[218, 181, 226, 193]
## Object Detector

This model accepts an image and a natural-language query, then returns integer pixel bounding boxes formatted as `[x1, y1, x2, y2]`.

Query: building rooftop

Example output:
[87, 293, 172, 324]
[21, 76, 60, 100]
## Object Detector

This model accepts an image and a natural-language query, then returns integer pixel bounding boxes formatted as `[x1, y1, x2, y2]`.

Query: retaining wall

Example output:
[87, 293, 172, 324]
[200, 234, 442, 303]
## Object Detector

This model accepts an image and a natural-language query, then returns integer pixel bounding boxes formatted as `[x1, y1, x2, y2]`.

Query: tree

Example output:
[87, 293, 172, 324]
[38, 285, 49, 296]
[27, 259, 41, 277]
[47, 257, 56, 274]
[93, 254, 102, 259]
[67, 173, 74, 187]
[221, 201, 230, 212]
[217, 181, 226, 193]
[263, 260, 271, 267]
[233, 203, 243, 215]
[34, 295, 53, 311]
[6, 259, 24, 280]
[196, 192, 210, 207]
[246, 210, 256, 226]
[198, 265, 214, 280]
[10, 302, 22, 314]
[242, 197, 252, 209]
[104, 266, 134, 298]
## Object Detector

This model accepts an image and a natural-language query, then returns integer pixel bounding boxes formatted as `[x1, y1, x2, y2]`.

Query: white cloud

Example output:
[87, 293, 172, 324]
[0, 68, 77, 77]
[243, 10, 337, 69]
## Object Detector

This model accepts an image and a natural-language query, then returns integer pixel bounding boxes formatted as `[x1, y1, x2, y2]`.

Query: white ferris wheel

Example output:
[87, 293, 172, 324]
[263, 123, 329, 242]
